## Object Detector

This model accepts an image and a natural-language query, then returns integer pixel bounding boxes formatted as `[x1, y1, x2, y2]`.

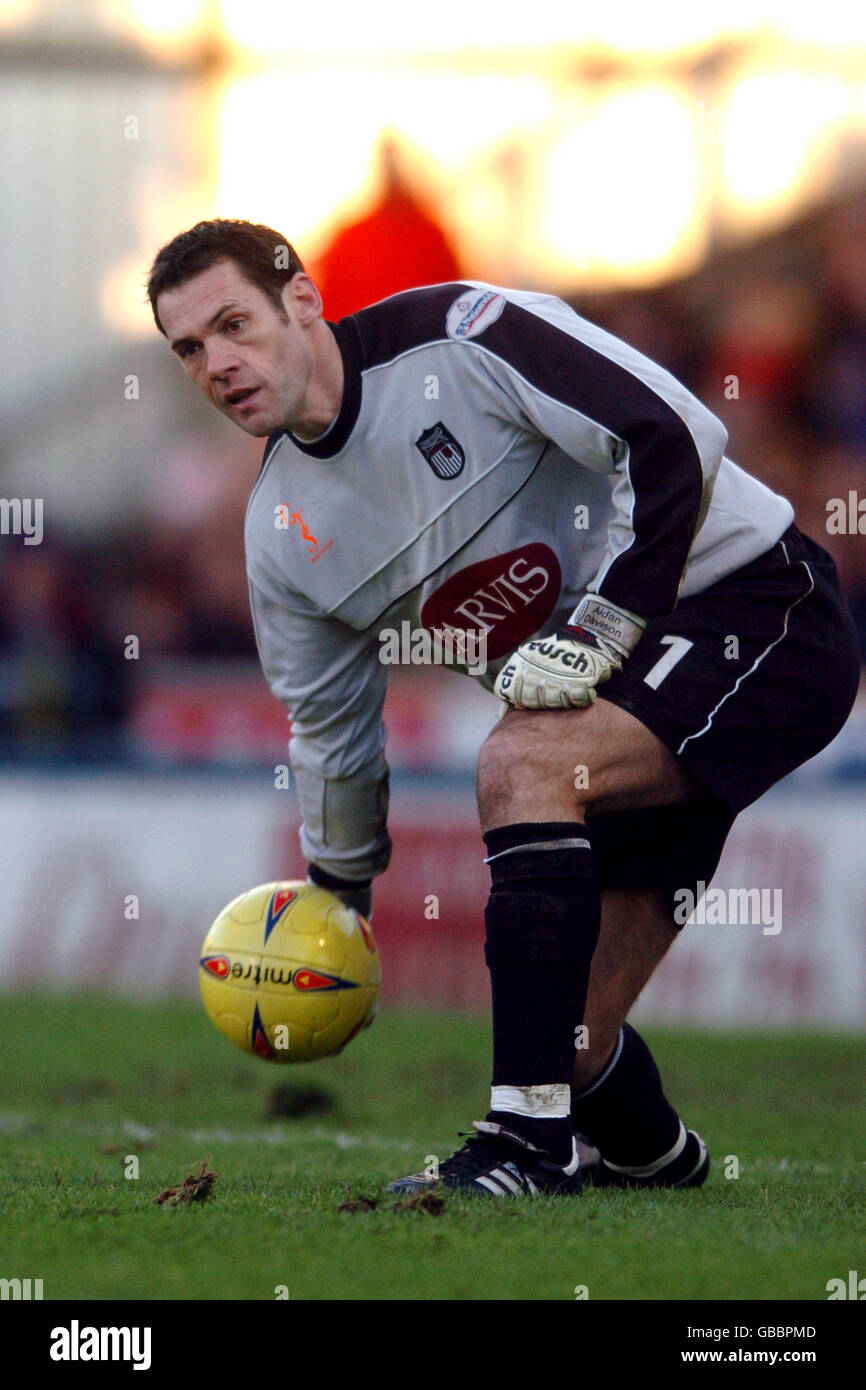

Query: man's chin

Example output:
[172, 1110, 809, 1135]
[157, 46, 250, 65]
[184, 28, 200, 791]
[222, 407, 275, 438]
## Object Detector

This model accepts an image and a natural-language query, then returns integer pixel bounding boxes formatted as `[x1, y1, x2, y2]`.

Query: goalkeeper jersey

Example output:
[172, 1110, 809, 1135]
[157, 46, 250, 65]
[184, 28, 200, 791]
[245, 282, 794, 882]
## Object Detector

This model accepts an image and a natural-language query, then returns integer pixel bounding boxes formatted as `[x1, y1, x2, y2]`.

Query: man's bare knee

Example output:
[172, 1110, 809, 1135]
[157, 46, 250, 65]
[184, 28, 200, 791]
[477, 714, 586, 830]
[476, 726, 516, 830]
[477, 701, 701, 832]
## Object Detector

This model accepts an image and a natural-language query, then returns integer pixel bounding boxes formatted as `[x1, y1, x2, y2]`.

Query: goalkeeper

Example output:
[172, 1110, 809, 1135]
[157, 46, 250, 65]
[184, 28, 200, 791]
[148, 221, 861, 1198]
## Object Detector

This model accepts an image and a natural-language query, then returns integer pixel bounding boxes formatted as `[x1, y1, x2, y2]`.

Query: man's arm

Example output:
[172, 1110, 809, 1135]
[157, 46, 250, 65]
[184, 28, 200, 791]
[471, 290, 728, 623]
[466, 290, 728, 706]
[248, 578, 391, 912]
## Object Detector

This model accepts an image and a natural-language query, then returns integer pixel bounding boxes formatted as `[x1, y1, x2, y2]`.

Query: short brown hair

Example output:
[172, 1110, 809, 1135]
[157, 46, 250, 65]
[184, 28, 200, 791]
[146, 219, 305, 334]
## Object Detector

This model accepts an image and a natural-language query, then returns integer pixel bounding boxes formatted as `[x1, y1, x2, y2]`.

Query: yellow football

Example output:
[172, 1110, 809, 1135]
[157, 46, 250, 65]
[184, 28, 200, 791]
[199, 881, 380, 1063]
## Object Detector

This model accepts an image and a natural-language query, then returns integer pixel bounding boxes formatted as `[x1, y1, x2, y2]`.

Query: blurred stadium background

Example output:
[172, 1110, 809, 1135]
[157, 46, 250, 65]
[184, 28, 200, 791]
[2, 0, 866, 1028]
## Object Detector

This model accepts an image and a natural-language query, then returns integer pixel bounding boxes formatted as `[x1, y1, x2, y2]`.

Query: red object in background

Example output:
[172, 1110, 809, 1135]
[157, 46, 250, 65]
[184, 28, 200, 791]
[129, 668, 291, 759]
[275, 813, 490, 1010]
[312, 185, 462, 322]
[128, 664, 480, 768]
[371, 820, 489, 1008]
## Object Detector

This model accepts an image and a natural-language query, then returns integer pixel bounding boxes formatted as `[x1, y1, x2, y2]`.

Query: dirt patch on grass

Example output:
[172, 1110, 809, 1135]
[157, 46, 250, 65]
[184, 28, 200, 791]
[155, 1159, 218, 1207]
[59, 1207, 123, 1219]
[266, 1084, 336, 1120]
[391, 1190, 447, 1215]
[337, 1190, 380, 1213]
[49, 1078, 116, 1103]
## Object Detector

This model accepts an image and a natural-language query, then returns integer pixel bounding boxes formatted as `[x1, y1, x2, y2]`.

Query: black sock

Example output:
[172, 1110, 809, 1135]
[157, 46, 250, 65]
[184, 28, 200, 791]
[483, 821, 600, 1165]
[571, 1022, 681, 1165]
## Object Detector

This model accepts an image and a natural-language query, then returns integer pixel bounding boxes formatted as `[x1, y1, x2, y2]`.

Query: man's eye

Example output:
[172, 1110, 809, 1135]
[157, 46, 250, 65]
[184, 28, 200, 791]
[179, 345, 198, 360]
[226, 319, 244, 331]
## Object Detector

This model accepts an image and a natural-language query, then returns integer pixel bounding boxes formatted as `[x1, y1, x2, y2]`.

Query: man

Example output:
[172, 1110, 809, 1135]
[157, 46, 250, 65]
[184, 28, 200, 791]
[148, 219, 860, 1198]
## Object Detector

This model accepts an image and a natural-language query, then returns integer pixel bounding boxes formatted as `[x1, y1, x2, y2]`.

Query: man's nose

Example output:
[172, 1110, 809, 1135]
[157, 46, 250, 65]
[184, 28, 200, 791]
[205, 340, 242, 379]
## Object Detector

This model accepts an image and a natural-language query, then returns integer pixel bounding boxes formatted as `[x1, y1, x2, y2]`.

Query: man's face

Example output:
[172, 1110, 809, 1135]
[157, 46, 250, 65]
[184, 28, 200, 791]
[157, 259, 317, 437]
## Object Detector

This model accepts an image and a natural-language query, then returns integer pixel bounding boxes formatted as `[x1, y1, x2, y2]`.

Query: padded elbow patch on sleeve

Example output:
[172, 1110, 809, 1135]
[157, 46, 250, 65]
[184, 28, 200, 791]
[294, 761, 392, 882]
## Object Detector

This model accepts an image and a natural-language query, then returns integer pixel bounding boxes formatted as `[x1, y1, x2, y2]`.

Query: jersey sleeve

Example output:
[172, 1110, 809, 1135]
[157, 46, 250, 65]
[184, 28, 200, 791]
[472, 293, 729, 621]
[248, 577, 391, 883]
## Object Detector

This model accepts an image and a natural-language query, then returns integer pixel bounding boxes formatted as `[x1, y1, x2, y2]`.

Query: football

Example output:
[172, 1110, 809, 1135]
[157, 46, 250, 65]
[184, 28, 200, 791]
[198, 881, 381, 1063]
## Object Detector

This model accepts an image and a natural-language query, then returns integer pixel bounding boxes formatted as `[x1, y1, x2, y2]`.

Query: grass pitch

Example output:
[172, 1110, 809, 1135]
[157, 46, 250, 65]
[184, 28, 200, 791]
[0, 994, 863, 1301]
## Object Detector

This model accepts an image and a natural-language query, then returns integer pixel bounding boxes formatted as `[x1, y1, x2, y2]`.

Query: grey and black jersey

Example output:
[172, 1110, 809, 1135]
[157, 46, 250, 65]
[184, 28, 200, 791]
[245, 282, 794, 883]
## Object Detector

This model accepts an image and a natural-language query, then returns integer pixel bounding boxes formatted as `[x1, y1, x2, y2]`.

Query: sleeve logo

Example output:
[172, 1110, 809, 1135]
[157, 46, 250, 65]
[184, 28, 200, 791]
[446, 289, 506, 341]
[274, 503, 334, 562]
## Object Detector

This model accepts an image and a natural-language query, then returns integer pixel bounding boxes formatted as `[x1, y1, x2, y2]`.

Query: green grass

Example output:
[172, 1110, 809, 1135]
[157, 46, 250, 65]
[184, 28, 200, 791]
[0, 994, 864, 1300]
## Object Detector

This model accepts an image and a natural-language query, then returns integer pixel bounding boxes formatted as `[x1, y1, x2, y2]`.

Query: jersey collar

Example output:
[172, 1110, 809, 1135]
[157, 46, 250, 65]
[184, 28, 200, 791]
[285, 316, 363, 460]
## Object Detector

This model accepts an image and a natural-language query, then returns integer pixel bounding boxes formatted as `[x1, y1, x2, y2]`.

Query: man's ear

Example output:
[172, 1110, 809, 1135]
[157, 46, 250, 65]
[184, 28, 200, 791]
[282, 272, 323, 325]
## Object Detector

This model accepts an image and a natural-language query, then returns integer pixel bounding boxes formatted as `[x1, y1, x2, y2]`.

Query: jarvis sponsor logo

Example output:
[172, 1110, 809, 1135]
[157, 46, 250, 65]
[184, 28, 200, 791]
[446, 289, 506, 341]
[378, 621, 487, 675]
[421, 544, 561, 662]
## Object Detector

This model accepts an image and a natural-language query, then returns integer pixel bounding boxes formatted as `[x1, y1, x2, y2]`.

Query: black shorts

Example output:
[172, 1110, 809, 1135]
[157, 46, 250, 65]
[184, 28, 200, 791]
[588, 523, 861, 908]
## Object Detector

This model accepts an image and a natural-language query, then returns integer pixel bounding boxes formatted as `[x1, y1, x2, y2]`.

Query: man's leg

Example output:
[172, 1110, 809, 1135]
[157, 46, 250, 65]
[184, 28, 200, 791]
[387, 697, 700, 1196]
[573, 887, 708, 1187]
[574, 886, 676, 1089]
[478, 700, 701, 830]
[475, 699, 701, 1171]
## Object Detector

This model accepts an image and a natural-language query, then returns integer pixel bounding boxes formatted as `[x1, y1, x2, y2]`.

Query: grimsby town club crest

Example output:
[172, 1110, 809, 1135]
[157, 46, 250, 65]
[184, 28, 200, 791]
[415, 422, 466, 479]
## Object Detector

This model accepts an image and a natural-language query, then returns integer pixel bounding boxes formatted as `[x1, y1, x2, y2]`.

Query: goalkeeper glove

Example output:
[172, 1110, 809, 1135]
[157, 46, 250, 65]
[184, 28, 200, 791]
[494, 596, 645, 710]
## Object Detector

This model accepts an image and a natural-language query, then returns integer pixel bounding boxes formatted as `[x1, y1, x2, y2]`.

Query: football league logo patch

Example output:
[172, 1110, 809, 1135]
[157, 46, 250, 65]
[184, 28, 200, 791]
[446, 289, 506, 340]
[415, 422, 465, 480]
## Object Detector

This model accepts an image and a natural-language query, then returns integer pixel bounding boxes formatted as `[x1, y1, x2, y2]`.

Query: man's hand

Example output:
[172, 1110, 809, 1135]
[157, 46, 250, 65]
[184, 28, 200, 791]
[494, 628, 621, 708]
[494, 596, 645, 710]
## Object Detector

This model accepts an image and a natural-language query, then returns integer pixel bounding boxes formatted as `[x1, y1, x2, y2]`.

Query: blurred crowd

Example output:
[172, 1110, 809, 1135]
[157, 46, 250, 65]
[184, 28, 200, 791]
[583, 190, 866, 651]
[3, 183, 866, 757]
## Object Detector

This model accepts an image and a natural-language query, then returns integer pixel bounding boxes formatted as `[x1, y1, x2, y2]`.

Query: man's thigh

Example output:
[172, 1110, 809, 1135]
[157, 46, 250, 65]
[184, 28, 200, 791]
[477, 697, 703, 831]
[597, 524, 861, 815]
